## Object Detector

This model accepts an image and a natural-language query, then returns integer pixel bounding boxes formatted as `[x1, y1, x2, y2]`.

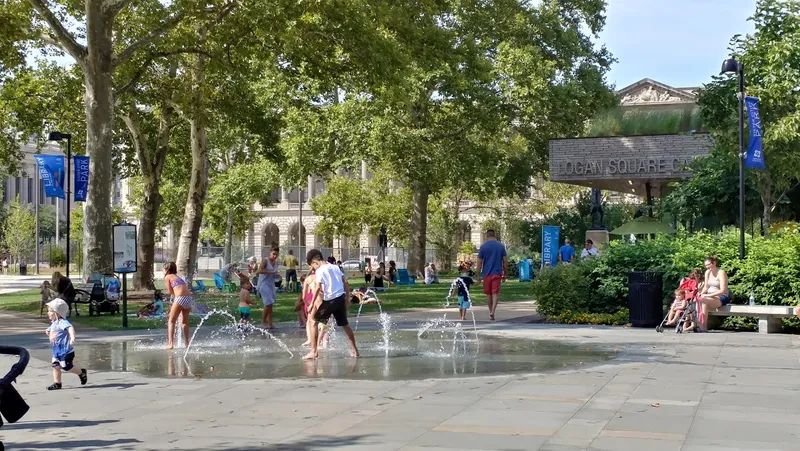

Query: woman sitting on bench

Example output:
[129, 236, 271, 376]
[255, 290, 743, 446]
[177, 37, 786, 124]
[52, 272, 77, 317]
[697, 256, 730, 330]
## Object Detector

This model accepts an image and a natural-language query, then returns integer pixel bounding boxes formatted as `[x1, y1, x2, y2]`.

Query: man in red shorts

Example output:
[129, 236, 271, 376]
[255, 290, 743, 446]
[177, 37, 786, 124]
[476, 229, 507, 321]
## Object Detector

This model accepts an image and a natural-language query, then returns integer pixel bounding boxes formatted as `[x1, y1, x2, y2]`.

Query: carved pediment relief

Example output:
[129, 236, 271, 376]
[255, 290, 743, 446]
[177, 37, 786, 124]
[616, 79, 697, 105]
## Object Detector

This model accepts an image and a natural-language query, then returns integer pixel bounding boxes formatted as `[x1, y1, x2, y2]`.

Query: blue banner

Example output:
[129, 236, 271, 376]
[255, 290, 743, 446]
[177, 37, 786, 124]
[541, 225, 560, 269]
[745, 96, 766, 170]
[34, 155, 65, 199]
[73, 155, 89, 202]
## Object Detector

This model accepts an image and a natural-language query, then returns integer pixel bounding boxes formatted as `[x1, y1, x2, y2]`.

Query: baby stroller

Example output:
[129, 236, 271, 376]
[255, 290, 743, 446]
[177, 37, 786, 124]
[656, 293, 701, 333]
[0, 346, 31, 451]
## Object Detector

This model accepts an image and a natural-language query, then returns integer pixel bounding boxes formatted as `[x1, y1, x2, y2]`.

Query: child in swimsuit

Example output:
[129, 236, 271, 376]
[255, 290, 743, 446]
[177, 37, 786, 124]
[301, 271, 316, 346]
[237, 270, 253, 324]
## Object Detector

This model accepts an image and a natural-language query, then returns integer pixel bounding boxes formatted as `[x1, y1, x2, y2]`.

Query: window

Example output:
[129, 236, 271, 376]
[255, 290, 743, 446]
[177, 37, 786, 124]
[14, 177, 20, 201]
[269, 188, 281, 203]
[39, 180, 45, 204]
[27, 178, 33, 204]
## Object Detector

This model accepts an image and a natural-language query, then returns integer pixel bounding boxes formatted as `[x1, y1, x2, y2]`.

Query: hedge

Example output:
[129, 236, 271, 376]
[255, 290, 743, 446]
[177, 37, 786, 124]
[532, 229, 800, 319]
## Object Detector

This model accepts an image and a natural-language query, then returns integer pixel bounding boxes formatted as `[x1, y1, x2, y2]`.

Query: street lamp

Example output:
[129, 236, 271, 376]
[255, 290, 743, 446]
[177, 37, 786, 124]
[47, 131, 72, 277]
[720, 58, 746, 260]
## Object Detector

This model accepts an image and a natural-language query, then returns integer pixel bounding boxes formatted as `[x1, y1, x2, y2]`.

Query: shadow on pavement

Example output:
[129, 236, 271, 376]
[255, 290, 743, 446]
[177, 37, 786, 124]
[4, 438, 141, 449]
[4, 419, 119, 430]
[263, 434, 372, 450]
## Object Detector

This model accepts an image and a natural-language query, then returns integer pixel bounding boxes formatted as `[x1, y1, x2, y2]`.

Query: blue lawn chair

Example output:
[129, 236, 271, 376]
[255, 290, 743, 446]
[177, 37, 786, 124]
[192, 280, 207, 293]
[397, 269, 415, 286]
[213, 273, 225, 291]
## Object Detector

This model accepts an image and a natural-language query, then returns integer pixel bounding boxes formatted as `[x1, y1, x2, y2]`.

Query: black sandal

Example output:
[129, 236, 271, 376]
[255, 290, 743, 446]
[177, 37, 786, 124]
[47, 383, 62, 390]
[79, 369, 88, 386]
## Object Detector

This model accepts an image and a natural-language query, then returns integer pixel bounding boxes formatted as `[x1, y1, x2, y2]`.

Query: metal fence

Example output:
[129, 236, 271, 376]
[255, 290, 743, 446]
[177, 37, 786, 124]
[154, 245, 448, 273]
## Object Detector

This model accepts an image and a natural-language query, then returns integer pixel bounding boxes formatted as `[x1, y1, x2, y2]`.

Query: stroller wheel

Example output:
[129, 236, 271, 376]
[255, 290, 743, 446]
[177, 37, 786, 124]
[655, 325, 662, 333]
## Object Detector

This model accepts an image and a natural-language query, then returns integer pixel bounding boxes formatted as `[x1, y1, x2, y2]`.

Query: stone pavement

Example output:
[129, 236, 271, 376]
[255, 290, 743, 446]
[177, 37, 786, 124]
[1, 310, 800, 450]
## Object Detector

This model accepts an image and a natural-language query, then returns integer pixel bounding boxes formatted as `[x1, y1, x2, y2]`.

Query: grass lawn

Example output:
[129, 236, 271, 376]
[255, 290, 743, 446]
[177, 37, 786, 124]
[0, 278, 533, 331]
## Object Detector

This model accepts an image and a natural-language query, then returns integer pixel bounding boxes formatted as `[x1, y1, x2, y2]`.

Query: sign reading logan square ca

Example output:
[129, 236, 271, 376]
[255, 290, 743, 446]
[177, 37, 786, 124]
[549, 134, 714, 184]
[552, 156, 695, 177]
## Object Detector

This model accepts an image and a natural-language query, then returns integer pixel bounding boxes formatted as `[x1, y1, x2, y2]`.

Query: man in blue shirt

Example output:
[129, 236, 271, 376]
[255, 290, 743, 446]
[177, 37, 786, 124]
[477, 229, 507, 321]
[558, 238, 576, 264]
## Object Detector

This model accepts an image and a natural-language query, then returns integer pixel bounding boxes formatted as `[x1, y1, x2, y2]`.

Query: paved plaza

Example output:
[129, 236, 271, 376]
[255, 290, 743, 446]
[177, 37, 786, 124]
[2, 308, 800, 451]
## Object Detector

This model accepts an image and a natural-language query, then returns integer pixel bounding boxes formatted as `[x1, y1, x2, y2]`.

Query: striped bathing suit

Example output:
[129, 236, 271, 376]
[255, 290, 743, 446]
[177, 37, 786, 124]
[173, 295, 193, 309]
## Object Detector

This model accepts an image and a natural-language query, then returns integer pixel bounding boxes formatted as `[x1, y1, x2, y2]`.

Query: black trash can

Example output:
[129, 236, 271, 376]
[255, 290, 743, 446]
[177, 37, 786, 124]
[628, 271, 664, 327]
[19, 264, 27, 276]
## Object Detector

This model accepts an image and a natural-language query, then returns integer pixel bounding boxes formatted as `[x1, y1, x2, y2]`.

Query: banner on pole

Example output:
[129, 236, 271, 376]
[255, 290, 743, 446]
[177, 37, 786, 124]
[541, 225, 560, 269]
[34, 155, 65, 199]
[73, 155, 90, 202]
[745, 96, 766, 170]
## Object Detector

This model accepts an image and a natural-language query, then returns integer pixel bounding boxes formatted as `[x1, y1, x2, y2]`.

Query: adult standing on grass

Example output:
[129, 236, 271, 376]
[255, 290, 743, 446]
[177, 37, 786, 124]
[163, 262, 193, 350]
[477, 229, 507, 321]
[558, 238, 575, 264]
[257, 247, 280, 329]
[284, 249, 299, 292]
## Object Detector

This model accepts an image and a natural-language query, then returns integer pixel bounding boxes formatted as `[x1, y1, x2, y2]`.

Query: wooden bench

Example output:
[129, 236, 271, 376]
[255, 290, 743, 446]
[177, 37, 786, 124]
[707, 305, 796, 334]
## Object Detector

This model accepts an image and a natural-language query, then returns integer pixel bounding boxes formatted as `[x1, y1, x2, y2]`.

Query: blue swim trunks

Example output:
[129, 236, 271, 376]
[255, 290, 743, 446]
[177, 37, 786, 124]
[238, 306, 252, 320]
[458, 296, 471, 310]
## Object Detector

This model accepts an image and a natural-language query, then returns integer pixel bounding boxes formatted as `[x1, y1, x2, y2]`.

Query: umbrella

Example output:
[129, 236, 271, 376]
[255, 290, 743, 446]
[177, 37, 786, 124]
[609, 218, 677, 235]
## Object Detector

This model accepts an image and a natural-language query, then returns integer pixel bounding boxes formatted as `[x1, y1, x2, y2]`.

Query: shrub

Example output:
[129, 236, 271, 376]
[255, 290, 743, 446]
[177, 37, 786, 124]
[50, 247, 66, 267]
[551, 309, 630, 326]
[459, 241, 477, 255]
[531, 264, 592, 316]
[531, 229, 800, 321]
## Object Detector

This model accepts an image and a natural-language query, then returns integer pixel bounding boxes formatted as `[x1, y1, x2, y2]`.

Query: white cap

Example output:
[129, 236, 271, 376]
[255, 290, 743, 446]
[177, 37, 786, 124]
[46, 298, 69, 318]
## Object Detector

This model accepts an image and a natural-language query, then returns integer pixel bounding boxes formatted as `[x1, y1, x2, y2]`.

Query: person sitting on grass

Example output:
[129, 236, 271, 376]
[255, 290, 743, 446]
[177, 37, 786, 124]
[137, 291, 165, 318]
[665, 289, 688, 326]
[303, 249, 359, 360]
[45, 298, 88, 390]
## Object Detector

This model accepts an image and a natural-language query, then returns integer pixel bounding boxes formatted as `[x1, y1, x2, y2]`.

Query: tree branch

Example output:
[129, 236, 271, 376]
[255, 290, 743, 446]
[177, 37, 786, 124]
[114, 48, 211, 97]
[27, 0, 87, 62]
[102, 0, 134, 17]
[112, 12, 187, 68]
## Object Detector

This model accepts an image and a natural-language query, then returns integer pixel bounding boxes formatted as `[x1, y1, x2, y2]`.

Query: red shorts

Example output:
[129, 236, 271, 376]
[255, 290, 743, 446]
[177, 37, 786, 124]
[483, 274, 502, 295]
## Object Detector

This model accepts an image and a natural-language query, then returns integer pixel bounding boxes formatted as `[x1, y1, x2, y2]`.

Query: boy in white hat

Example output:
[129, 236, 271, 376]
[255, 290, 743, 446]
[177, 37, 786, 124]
[45, 298, 87, 390]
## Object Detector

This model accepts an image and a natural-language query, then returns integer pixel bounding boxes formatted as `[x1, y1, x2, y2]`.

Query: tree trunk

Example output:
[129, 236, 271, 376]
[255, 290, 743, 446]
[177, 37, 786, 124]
[761, 191, 772, 234]
[170, 222, 180, 260]
[81, 1, 115, 276]
[176, 52, 209, 282]
[408, 185, 429, 275]
[223, 208, 234, 265]
[132, 174, 162, 289]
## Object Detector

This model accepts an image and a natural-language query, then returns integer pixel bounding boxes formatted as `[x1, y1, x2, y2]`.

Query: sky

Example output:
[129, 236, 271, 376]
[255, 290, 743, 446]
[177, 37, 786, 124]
[597, 0, 757, 90]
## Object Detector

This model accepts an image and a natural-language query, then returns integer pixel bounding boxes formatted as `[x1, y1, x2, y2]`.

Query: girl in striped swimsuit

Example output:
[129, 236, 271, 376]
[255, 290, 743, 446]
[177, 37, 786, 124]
[164, 261, 193, 349]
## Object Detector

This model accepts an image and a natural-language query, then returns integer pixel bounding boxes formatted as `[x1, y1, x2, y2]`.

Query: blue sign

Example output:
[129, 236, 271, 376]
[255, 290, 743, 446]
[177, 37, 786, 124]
[541, 225, 560, 268]
[745, 96, 766, 170]
[34, 155, 65, 199]
[73, 155, 90, 202]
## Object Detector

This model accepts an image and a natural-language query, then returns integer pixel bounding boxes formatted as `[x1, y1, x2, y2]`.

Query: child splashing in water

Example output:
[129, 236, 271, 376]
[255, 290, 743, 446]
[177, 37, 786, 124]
[304, 249, 359, 360]
[237, 270, 253, 325]
[301, 270, 316, 346]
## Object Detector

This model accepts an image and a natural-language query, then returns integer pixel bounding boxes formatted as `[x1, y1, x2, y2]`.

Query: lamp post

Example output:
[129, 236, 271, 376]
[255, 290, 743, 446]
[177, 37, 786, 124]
[720, 59, 746, 260]
[47, 131, 72, 276]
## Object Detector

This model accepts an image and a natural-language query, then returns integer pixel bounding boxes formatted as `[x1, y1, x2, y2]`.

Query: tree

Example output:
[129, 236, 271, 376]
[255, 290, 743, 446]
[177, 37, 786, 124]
[662, 150, 762, 230]
[283, 0, 615, 274]
[310, 173, 411, 249]
[427, 189, 470, 271]
[4, 0, 231, 277]
[698, 0, 800, 230]
[202, 158, 281, 263]
[3, 197, 35, 264]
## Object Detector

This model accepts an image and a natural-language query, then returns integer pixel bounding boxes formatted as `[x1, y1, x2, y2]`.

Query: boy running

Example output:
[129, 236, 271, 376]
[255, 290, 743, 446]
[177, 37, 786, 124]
[45, 298, 88, 390]
[303, 249, 359, 360]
